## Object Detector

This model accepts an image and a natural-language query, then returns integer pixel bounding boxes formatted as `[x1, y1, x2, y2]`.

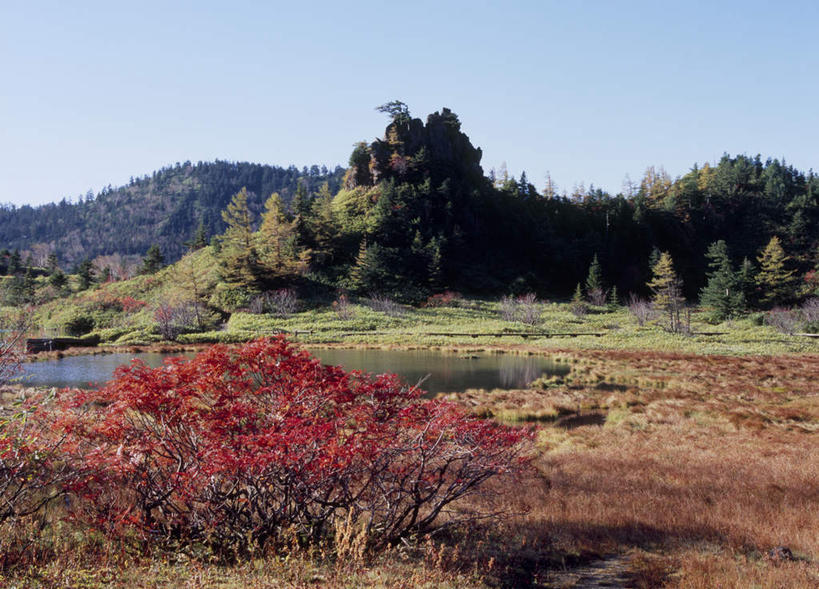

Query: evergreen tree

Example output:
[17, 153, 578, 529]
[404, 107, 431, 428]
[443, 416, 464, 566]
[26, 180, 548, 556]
[46, 253, 59, 273]
[756, 236, 796, 307]
[49, 268, 67, 292]
[349, 242, 395, 294]
[427, 236, 444, 291]
[140, 244, 165, 275]
[737, 257, 756, 308]
[3, 275, 25, 306]
[699, 240, 744, 321]
[291, 181, 311, 218]
[307, 182, 340, 268]
[7, 250, 21, 276]
[22, 267, 36, 302]
[607, 285, 619, 310]
[585, 254, 605, 304]
[569, 283, 588, 316]
[186, 221, 209, 250]
[76, 258, 95, 290]
[349, 240, 369, 291]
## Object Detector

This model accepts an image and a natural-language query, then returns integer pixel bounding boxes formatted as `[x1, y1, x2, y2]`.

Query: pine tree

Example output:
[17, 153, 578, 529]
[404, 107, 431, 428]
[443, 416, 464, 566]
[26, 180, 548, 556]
[49, 268, 67, 292]
[349, 240, 369, 292]
[699, 240, 744, 321]
[756, 236, 796, 307]
[349, 241, 394, 294]
[607, 285, 619, 310]
[307, 182, 340, 268]
[291, 181, 311, 217]
[22, 267, 36, 302]
[46, 253, 59, 273]
[187, 221, 209, 250]
[7, 250, 21, 276]
[737, 257, 756, 308]
[427, 236, 444, 291]
[140, 244, 165, 275]
[585, 254, 605, 304]
[569, 283, 588, 317]
[76, 258, 95, 291]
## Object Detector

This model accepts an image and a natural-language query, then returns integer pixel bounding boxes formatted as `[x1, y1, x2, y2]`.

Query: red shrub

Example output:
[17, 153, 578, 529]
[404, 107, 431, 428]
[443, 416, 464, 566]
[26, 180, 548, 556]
[64, 337, 530, 556]
[0, 392, 78, 524]
[119, 296, 147, 313]
[88, 291, 147, 313]
[424, 291, 463, 308]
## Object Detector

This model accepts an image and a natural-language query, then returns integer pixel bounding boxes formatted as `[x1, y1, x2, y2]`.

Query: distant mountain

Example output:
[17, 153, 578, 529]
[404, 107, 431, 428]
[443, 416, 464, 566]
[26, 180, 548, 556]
[0, 161, 345, 266]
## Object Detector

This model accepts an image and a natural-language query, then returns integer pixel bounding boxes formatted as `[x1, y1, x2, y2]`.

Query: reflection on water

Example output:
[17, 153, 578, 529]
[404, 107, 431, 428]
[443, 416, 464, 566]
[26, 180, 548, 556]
[20, 348, 568, 394]
[19, 353, 196, 389]
[304, 348, 567, 394]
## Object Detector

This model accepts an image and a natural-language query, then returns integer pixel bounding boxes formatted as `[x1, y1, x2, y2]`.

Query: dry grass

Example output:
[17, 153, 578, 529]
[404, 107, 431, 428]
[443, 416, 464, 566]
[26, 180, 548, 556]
[442, 350, 819, 587]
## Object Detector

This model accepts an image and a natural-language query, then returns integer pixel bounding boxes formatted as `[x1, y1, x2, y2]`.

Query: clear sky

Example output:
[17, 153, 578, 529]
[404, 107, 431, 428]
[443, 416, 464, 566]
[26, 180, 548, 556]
[2, 0, 818, 206]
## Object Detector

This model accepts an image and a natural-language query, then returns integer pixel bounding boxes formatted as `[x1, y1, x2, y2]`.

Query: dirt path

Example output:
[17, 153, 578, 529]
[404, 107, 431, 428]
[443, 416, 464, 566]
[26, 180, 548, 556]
[546, 555, 631, 588]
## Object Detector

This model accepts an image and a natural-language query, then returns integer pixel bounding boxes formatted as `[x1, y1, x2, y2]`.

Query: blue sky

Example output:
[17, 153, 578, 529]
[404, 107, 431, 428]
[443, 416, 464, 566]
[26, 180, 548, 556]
[1, 0, 818, 205]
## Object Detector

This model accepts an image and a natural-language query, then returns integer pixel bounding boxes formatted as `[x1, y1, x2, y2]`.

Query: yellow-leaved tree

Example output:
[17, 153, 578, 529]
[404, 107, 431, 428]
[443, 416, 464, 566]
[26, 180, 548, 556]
[647, 251, 687, 333]
[256, 192, 308, 280]
[755, 236, 795, 307]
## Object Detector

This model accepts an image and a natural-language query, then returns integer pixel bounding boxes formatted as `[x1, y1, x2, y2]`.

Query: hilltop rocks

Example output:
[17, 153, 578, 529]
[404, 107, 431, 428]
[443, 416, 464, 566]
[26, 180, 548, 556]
[345, 108, 484, 189]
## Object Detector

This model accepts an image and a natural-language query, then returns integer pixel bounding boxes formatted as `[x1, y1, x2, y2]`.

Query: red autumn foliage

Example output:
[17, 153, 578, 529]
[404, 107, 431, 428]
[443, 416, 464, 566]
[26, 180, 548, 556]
[89, 291, 147, 313]
[0, 392, 78, 524]
[424, 291, 463, 308]
[63, 337, 531, 556]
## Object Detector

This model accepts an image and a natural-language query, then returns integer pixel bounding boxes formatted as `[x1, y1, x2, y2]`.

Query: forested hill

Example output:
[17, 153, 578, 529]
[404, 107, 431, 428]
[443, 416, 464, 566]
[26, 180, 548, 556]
[0, 161, 345, 265]
[2, 105, 819, 303]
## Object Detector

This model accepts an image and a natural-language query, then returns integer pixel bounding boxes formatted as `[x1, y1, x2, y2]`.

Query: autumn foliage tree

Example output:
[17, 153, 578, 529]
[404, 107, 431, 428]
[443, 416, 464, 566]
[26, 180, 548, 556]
[756, 236, 796, 307]
[63, 338, 530, 557]
[648, 251, 687, 332]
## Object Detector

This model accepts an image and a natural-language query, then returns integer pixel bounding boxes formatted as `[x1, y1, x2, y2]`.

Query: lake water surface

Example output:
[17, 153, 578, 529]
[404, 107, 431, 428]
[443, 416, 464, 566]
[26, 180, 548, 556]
[20, 347, 568, 394]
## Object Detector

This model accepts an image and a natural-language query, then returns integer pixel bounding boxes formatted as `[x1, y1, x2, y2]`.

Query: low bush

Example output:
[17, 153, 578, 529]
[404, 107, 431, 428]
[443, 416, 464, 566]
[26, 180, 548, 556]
[499, 293, 541, 325]
[64, 315, 95, 337]
[424, 291, 463, 308]
[366, 294, 404, 317]
[800, 297, 819, 333]
[766, 307, 800, 335]
[62, 338, 531, 558]
[332, 293, 356, 320]
[627, 294, 653, 326]
[154, 302, 200, 341]
[0, 392, 78, 525]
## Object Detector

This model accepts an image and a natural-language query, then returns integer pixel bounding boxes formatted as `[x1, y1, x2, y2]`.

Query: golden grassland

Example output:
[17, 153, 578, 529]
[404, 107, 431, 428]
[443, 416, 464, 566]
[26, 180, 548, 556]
[3, 348, 818, 587]
[440, 350, 819, 587]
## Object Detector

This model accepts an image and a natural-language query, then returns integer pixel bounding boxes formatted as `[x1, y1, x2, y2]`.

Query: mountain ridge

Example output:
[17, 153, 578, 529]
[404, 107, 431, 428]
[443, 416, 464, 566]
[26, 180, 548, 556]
[0, 160, 345, 266]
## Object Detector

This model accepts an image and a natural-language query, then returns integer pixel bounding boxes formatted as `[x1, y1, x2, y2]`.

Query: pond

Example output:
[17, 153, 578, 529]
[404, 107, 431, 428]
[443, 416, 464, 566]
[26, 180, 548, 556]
[18, 347, 568, 394]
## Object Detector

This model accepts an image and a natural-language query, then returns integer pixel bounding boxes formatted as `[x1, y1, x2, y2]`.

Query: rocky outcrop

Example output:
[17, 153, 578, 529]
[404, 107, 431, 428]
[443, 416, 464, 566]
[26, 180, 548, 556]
[345, 108, 484, 189]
